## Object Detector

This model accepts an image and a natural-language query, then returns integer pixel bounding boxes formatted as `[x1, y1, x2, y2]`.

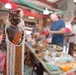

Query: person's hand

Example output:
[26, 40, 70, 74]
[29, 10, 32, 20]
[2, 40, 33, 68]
[2, 34, 6, 42]
[39, 34, 44, 38]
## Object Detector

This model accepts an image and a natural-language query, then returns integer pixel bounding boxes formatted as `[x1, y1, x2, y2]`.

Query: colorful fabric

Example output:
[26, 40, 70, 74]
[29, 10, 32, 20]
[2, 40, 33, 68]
[0, 52, 6, 72]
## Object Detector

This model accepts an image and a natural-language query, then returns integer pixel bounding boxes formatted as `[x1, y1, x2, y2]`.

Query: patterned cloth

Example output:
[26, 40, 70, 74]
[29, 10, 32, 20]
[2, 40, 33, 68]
[0, 52, 6, 72]
[3, 39, 25, 75]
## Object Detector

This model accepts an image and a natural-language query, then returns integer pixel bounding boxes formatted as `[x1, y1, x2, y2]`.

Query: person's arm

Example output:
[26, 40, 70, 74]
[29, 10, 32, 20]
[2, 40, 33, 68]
[50, 20, 65, 34]
[50, 28, 65, 34]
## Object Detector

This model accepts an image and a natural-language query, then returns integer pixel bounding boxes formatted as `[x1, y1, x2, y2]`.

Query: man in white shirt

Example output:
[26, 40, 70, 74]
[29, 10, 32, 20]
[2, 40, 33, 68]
[68, 21, 76, 55]
[69, 22, 76, 44]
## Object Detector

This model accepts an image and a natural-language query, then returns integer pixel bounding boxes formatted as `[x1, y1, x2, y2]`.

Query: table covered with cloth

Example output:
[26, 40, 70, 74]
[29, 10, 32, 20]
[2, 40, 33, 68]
[25, 42, 76, 75]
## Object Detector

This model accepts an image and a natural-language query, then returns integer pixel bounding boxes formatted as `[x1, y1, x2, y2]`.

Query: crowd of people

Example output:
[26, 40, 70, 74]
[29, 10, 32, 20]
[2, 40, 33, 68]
[24, 13, 76, 49]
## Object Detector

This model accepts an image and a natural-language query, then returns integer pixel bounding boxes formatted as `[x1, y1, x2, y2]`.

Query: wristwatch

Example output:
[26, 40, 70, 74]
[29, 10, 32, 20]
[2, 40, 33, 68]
[53, 31, 56, 34]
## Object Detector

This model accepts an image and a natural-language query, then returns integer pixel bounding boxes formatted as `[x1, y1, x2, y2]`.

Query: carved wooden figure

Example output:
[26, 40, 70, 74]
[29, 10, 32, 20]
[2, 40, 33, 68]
[3, 10, 25, 75]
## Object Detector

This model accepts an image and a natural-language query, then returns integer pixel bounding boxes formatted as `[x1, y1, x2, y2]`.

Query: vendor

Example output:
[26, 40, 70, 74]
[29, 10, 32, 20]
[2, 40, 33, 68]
[50, 14, 65, 46]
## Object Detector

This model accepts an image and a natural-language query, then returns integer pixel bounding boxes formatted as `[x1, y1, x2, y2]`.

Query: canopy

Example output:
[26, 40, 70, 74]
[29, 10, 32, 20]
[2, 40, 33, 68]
[0, 0, 44, 18]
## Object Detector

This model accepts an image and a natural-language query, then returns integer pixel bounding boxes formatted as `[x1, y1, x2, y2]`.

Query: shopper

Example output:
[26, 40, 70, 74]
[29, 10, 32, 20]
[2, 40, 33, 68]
[68, 21, 76, 55]
[69, 21, 76, 44]
[50, 14, 65, 46]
